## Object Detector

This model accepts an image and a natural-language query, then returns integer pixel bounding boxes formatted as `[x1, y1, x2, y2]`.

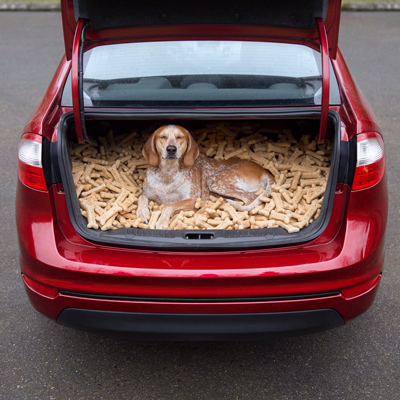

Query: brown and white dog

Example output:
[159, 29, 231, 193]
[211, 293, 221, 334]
[137, 125, 274, 229]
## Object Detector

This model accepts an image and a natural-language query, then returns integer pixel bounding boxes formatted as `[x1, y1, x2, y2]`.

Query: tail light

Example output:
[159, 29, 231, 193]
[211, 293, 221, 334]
[18, 133, 47, 191]
[352, 132, 385, 191]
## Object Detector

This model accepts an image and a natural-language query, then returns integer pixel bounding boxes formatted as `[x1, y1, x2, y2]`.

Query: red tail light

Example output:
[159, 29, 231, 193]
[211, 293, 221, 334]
[18, 133, 47, 191]
[352, 132, 385, 191]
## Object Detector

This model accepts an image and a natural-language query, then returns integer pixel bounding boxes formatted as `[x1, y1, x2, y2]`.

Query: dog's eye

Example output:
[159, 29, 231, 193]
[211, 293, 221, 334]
[177, 136, 184, 140]
[159, 135, 166, 139]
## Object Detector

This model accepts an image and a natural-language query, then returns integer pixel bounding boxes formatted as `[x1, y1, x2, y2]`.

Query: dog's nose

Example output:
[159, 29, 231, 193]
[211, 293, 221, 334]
[166, 145, 177, 156]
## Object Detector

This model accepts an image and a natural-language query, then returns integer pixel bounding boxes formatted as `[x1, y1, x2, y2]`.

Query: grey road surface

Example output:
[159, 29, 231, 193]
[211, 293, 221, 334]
[1, 11, 399, 400]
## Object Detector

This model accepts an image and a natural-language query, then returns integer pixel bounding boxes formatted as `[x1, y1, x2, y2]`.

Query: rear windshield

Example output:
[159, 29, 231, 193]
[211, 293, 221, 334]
[62, 40, 340, 107]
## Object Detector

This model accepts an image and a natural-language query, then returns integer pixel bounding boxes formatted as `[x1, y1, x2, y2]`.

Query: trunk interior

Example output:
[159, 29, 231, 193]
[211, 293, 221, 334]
[56, 110, 341, 251]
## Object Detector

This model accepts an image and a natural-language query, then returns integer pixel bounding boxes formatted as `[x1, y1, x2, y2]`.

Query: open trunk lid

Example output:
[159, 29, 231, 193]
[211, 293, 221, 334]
[62, 0, 341, 144]
[61, 0, 342, 60]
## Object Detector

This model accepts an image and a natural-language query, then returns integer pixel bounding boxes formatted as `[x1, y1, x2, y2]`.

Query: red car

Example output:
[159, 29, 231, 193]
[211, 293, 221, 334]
[16, 0, 387, 340]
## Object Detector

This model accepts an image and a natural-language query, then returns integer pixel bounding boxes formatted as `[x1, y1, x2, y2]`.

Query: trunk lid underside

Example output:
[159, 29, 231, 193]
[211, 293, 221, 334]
[62, 0, 341, 60]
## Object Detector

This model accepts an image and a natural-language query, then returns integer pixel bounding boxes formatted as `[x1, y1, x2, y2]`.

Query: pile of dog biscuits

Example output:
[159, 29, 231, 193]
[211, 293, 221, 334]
[70, 123, 332, 233]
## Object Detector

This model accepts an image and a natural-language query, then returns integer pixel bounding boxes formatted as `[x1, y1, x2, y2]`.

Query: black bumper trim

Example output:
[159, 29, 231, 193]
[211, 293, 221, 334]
[60, 290, 340, 303]
[57, 309, 344, 340]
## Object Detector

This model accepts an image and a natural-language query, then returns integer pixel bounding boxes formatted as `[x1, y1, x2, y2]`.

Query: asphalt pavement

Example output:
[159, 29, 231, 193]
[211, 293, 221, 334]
[0, 11, 399, 400]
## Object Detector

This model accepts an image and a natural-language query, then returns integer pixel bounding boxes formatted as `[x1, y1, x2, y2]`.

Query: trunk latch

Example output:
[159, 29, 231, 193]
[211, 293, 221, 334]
[185, 233, 215, 240]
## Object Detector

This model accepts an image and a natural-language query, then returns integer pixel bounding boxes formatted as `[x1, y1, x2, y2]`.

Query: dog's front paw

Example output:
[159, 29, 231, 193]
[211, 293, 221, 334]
[155, 217, 169, 230]
[137, 207, 150, 224]
[137, 194, 150, 224]
[155, 207, 173, 230]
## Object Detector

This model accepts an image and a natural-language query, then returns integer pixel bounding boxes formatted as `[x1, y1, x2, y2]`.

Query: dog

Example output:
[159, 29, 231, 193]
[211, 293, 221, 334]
[137, 125, 274, 229]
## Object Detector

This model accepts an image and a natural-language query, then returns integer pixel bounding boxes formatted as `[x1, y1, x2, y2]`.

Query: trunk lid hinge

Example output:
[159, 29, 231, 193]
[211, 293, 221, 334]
[71, 18, 89, 144]
[316, 18, 330, 144]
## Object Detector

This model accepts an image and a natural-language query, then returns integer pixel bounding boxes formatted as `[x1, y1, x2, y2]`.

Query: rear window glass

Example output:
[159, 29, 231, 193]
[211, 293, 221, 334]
[62, 40, 340, 107]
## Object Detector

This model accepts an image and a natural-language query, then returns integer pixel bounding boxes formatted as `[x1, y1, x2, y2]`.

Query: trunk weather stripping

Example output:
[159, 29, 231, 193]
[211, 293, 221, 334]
[57, 110, 341, 252]
[71, 18, 89, 143]
[316, 18, 330, 144]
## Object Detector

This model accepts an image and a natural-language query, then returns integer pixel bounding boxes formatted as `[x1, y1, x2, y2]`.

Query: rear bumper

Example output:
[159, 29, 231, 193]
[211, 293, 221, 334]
[23, 273, 381, 339]
[57, 308, 344, 340]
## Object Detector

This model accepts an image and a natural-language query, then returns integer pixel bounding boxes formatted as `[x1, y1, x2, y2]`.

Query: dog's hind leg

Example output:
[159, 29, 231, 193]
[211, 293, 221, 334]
[156, 198, 196, 229]
[207, 164, 272, 211]
[225, 187, 272, 212]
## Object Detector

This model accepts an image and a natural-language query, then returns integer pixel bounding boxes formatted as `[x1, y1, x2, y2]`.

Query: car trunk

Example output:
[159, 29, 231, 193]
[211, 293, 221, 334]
[55, 0, 343, 250]
[56, 109, 341, 250]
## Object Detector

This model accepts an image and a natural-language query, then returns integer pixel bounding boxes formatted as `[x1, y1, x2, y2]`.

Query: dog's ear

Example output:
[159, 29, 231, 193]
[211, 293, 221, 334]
[142, 132, 159, 168]
[183, 130, 199, 167]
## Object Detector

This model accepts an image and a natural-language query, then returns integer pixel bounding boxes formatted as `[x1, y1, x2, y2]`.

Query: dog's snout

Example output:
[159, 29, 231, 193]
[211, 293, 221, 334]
[166, 145, 177, 155]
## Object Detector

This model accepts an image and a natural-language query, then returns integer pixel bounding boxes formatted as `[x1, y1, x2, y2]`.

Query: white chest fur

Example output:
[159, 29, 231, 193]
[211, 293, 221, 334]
[143, 163, 195, 204]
